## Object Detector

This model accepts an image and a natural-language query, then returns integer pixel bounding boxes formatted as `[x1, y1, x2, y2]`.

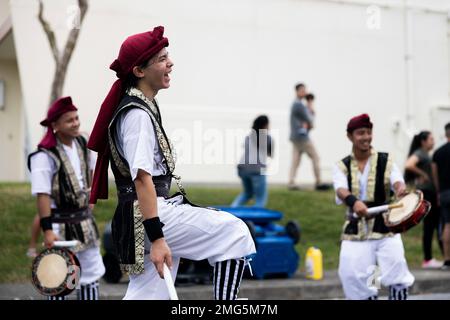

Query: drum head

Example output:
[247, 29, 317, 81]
[387, 192, 421, 225]
[36, 253, 68, 288]
[31, 248, 80, 297]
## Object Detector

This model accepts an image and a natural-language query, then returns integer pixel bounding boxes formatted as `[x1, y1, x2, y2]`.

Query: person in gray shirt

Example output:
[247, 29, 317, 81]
[288, 83, 329, 191]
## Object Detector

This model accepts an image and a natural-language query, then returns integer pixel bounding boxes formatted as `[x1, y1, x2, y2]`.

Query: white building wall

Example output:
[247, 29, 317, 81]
[0, 35, 24, 181]
[5, 0, 450, 184]
[0, 0, 10, 24]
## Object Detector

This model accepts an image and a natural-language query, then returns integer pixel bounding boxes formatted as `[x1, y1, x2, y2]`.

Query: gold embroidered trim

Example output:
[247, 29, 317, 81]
[108, 126, 131, 178]
[120, 200, 145, 275]
[366, 149, 378, 202]
[55, 139, 89, 208]
[337, 161, 348, 176]
[341, 214, 394, 240]
[75, 139, 88, 191]
[349, 153, 360, 199]
[78, 216, 100, 251]
[341, 230, 394, 241]
[55, 215, 100, 252]
[40, 149, 61, 206]
[348, 149, 378, 201]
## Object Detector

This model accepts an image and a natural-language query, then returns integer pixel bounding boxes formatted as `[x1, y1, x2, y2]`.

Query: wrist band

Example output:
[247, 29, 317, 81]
[143, 217, 164, 242]
[344, 195, 358, 209]
[40, 216, 53, 231]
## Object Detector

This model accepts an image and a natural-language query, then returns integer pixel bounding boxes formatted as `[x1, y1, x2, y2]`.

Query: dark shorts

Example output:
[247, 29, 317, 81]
[440, 190, 450, 224]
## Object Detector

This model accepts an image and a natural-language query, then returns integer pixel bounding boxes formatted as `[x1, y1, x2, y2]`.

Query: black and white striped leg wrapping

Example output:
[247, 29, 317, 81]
[77, 280, 99, 300]
[213, 258, 246, 300]
[389, 285, 408, 300]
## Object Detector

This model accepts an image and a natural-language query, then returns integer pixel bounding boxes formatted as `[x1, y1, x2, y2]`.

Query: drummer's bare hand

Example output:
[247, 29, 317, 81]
[43, 230, 59, 248]
[395, 187, 407, 198]
[394, 182, 407, 199]
[150, 238, 173, 279]
[353, 200, 368, 218]
[88, 203, 95, 211]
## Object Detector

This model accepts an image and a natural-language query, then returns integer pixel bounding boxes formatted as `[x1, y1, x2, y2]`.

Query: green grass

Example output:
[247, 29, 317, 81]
[0, 183, 440, 283]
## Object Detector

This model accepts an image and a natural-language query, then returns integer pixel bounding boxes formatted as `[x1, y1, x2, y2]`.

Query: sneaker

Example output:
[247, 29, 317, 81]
[441, 261, 450, 270]
[288, 184, 301, 191]
[26, 248, 38, 258]
[422, 258, 444, 269]
[315, 183, 332, 191]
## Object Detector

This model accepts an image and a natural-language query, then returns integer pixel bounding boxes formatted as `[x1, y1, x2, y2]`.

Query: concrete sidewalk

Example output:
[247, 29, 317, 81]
[1, 269, 450, 300]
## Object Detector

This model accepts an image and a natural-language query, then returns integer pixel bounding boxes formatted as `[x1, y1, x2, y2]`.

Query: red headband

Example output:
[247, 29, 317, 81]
[88, 26, 169, 203]
[347, 113, 373, 133]
[38, 96, 78, 149]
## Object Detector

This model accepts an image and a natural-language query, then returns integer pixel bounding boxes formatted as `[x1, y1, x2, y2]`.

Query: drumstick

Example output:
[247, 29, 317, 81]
[367, 203, 403, 215]
[352, 203, 404, 218]
[163, 263, 179, 300]
[42, 240, 80, 248]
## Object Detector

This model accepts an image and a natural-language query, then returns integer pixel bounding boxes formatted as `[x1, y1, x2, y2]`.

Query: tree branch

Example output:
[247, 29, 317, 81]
[59, 0, 88, 69]
[37, 0, 59, 63]
[49, 0, 88, 103]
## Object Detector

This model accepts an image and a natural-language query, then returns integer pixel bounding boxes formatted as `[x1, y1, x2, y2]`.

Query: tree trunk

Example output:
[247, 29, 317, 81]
[38, 0, 88, 107]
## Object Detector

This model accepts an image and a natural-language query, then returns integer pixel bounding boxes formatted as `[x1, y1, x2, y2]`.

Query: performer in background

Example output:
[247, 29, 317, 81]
[332, 114, 414, 300]
[29, 97, 105, 300]
[88, 26, 256, 300]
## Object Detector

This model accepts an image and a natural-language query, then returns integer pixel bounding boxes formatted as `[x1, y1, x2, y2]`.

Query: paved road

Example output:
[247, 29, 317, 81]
[2, 269, 450, 300]
[408, 293, 450, 300]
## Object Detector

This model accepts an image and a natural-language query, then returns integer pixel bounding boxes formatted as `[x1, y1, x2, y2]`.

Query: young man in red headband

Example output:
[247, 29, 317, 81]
[28, 97, 105, 300]
[332, 114, 414, 300]
[88, 26, 255, 300]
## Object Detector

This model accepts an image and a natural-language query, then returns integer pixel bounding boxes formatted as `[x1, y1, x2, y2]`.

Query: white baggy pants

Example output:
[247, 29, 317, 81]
[124, 195, 256, 300]
[338, 234, 414, 300]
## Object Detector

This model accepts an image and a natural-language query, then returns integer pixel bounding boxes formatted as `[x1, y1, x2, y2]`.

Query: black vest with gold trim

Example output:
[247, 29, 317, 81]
[28, 136, 91, 211]
[108, 93, 173, 275]
[28, 136, 99, 252]
[337, 150, 395, 241]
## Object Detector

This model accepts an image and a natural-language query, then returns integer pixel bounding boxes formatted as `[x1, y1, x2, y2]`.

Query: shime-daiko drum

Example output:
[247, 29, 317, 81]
[352, 190, 431, 233]
[31, 243, 81, 297]
[384, 190, 431, 233]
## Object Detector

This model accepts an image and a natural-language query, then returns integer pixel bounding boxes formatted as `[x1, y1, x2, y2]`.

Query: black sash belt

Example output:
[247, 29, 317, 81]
[116, 175, 172, 201]
[51, 208, 90, 223]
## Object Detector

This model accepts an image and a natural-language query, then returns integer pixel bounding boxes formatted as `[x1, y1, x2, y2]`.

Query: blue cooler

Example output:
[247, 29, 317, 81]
[215, 206, 300, 279]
